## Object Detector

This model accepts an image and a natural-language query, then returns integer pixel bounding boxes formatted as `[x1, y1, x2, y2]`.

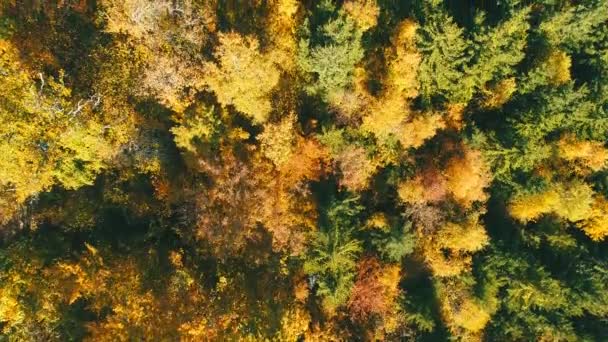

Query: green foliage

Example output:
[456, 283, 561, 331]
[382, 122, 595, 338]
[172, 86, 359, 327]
[418, 4, 530, 105]
[171, 104, 222, 153]
[298, 9, 365, 101]
[540, 0, 608, 52]
[417, 5, 471, 104]
[2, 1, 608, 340]
[304, 197, 363, 312]
[371, 221, 415, 262]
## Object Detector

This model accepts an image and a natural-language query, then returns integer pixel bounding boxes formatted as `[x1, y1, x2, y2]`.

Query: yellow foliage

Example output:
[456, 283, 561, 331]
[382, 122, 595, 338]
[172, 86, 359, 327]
[0, 287, 26, 332]
[423, 244, 470, 277]
[171, 104, 219, 153]
[436, 278, 491, 340]
[451, 300, 491, 333]
[204, 32, 281, 123]
[553, 181, 594, 222]
[420, 211, 489, 277]
[400, 113, 446, 149]
[398, 177, 428, 205]
[509, 189, 559, 223]
[361, 19, 424, 146]
[437, 217, 489, 253]
[579, 196, 608, 241]
[343, 0, 380, 32]
[0, 39, 121, 223]
[365, 212, 390, 231]
[258, 114, 297, 168]
[509, 181, 595, 223]
[362, 94, 410, 142]
[274, 307, 311, 342]
[558, 134, 608, 173]
[139, 53, 205, 112]
[387, 19, 420, 98]
[482, 78, 517, 109]
[266, 0, 300, 72]
[102, 0, 168, 38]
[544, 50, 571, 85]
[304, 322, 343, 342]
[444, 148, 492, 207]
[178, 318, 209, 340]
[102, 0, 214, 112]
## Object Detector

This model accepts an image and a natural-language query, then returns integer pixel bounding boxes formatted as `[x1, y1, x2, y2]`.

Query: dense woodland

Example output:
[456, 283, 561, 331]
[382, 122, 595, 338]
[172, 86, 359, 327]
[0, 0, 608, 340]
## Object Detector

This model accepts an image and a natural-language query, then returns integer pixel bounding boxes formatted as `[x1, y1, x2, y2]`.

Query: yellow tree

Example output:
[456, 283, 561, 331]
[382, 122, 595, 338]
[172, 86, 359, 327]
[436, 278, 491, 340]
[420, 212, 490, 277]
[558, 134, 608, 174]
[101, 0, 215, 112]
[266, 0, 300, 72]
[444, 147, 492, 208]
[257, 113, 297, 168]
[509, 180, 595, 223]
[361, 19, 436, 149]
[0, 39, 120, 223]
[204, 32, 281, 123]
[579, 196, 608, 241]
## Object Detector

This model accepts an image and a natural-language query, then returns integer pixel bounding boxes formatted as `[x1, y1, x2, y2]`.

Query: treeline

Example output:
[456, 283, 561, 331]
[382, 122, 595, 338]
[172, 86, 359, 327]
[0, 0, 607, 341]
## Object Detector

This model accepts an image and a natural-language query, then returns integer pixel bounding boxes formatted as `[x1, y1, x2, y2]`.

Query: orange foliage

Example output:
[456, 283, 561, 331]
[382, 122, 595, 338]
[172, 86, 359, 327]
[195, 149, 272, 258]
[280, 137, 329, 186]
[398, 168, 447, 205]
[348, 257, 401, 322]
[444, 147, 492, 207]
[335, 145, 378, 191]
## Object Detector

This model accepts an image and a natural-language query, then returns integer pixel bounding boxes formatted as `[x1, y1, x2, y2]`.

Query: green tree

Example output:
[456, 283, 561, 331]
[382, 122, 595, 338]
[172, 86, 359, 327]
[303, 197, 363, 314]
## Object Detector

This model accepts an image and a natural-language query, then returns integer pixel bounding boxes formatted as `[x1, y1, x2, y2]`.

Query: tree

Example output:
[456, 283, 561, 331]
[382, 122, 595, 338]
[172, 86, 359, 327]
[444, 147, 492, 207]
[540, 0, 608, 53]
[347, 257, 402, 338]
[417, 4, 470, 104]
[436, 277, 491, 339]
[297, 3, 369, 104]
[467, 8, 530, 95]
[420, 212, 490, 277]
[509, 180, 595, 224]
[204, 32, 280, 123]
[266, 0, 301, 73]
[303, 197, 363, 314]
[100, 0, 214, 112]
[257, 113, 297, 168]
[171, 104, 222, 154]
[0, 39, 119, 223]
[579, 196, 608, 241]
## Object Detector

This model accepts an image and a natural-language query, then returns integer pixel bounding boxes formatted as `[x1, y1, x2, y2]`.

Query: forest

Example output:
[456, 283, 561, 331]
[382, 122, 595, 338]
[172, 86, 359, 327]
[0, 0, 607, 340]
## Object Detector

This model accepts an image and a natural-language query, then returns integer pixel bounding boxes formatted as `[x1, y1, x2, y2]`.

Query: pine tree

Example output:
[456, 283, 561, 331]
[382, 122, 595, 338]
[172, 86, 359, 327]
[417, 5, 470, 104]
[303, 197, 363, 314]
[297, 4, 367, 104]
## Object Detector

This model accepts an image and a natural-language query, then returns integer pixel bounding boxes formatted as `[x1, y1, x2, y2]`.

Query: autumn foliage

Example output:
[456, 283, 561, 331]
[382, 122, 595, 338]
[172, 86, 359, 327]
[1, 1, 608, 341]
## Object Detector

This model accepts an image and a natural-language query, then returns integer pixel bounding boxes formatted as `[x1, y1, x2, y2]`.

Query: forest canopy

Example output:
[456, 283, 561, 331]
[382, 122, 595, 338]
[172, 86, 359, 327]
[1, 0, 608, 341]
